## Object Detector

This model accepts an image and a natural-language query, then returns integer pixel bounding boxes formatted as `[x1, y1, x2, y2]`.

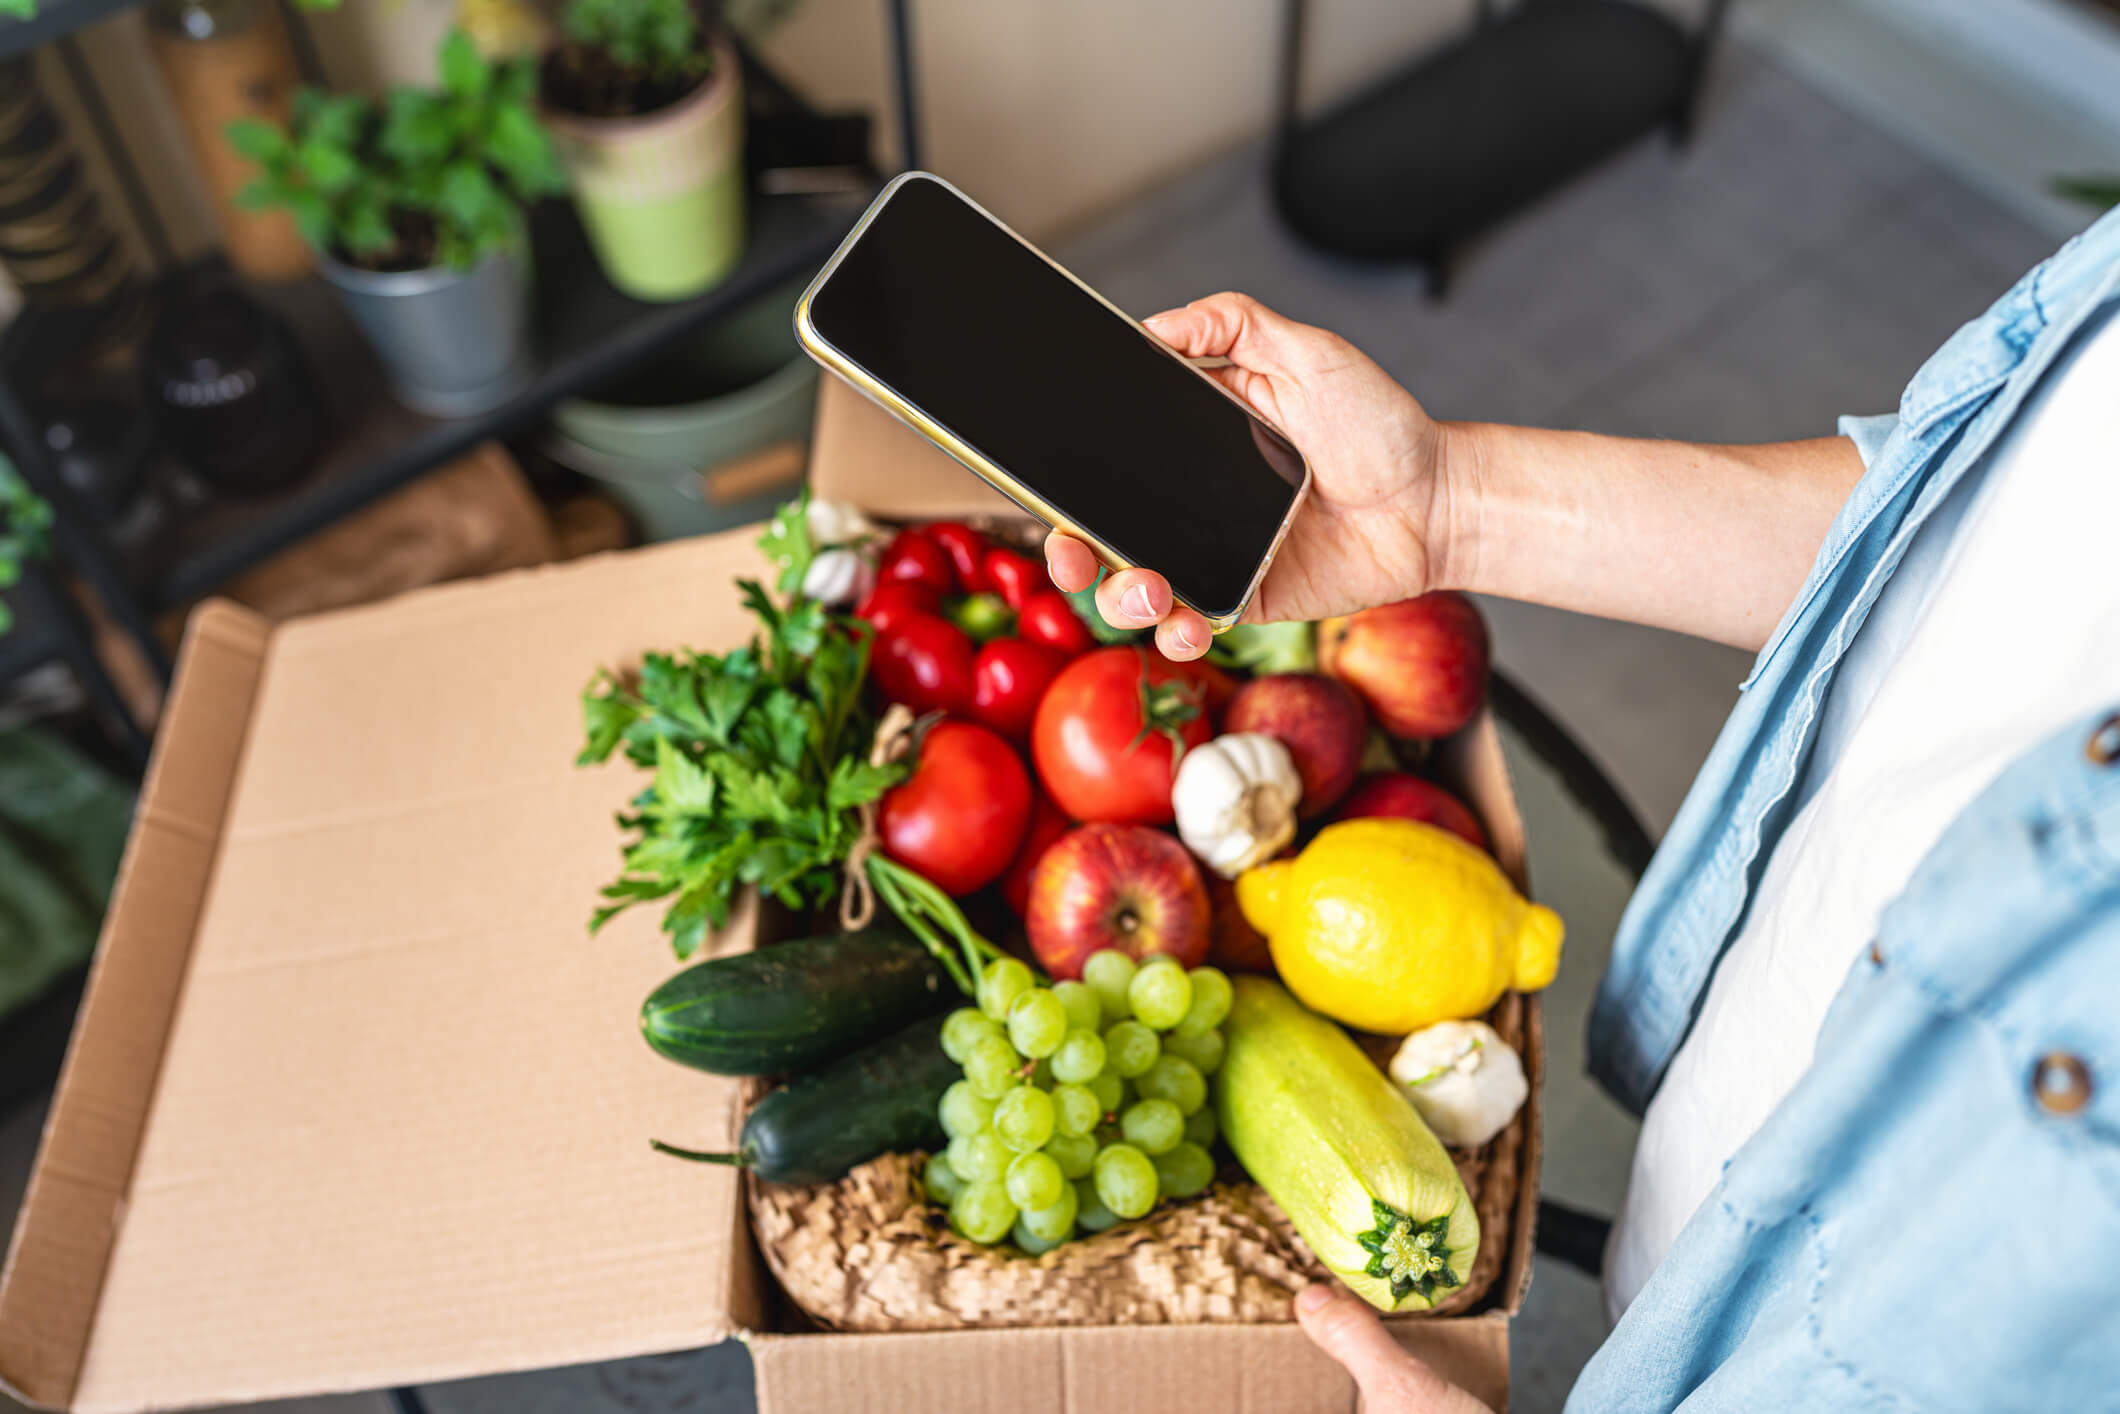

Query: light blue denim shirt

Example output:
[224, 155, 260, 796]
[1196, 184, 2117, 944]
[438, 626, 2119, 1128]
[1570, 206, 2120, 1411]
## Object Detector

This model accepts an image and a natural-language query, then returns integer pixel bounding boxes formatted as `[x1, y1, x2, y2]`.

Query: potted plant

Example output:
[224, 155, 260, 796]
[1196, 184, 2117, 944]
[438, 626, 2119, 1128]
[540, 0, 744, 302]
[227, 31, 565, 416]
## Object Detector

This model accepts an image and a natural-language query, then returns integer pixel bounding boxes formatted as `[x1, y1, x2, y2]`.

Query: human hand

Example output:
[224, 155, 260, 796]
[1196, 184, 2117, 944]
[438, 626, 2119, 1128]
[1295, 1284, 1496, 1414]
[1043, 292, 1453, 660]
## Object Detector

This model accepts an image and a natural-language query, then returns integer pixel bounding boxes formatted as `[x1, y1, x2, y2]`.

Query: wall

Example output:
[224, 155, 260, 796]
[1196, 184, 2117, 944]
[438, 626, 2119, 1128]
[757, 0, 1473, 239]
[56, 0, 1477, 269]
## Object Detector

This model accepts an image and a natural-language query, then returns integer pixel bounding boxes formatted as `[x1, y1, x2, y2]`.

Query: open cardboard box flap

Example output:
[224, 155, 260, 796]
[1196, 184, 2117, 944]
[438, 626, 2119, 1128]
[0, 378, 1537, 1414]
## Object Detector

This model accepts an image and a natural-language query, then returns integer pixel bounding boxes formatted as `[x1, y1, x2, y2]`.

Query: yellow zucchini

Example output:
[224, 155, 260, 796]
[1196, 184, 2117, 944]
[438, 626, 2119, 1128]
[1216, 975, 1479, 1311]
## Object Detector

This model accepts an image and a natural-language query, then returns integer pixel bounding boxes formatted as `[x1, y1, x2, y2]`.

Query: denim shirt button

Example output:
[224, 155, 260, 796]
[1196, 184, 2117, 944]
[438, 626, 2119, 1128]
[2088, 714, 2120, 766]
[2031, 1052, 2093, 1114]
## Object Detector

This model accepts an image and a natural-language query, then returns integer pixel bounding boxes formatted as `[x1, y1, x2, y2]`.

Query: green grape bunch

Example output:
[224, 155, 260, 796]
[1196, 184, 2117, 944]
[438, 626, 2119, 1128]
[926, 951, 1233, 1252]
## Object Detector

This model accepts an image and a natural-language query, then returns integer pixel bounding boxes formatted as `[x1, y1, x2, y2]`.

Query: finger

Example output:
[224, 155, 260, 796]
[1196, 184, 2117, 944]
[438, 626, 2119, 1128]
[1143, 292, 1296, 370]
[1295, 1285, 1493, 1414]
[1043, 532, 1100, 593]
[1096, 567, 1172, 630]
[1154, 607, 1213, 662]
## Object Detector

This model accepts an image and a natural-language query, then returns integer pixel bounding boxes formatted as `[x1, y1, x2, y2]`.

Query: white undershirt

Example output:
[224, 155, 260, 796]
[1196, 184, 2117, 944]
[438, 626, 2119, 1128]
[1605, 306, 2120, 1319]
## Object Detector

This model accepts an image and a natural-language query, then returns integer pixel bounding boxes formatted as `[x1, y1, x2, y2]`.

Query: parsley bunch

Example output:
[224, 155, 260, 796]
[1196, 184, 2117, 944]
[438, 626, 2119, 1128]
[579, 580, 897, 959]
[580, 499, 1009, 992]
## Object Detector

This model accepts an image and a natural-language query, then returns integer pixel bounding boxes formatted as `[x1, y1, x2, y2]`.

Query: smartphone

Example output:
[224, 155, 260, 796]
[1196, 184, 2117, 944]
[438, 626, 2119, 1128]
[795, 172, 1310, 630]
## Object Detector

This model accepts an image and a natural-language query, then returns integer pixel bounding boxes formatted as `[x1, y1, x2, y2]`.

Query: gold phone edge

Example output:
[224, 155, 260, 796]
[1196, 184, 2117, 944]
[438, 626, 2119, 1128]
[793, 171, 1311, 635]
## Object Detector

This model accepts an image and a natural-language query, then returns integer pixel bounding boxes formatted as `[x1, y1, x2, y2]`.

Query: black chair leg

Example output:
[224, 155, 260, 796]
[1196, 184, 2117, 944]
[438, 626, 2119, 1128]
[1536, 1199, 1613, 1279]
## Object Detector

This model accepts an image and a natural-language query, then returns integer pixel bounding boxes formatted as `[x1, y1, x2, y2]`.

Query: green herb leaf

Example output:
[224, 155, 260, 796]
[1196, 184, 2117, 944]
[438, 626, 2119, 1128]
[827, 757, 903, 812]
[296, 136, 358, 194]
[651, 735, 716, 815]
[577, 672, 636, 764]
[439, 29, 490, 100]
[758, 493, 815, 595]
[225, 116, 292, 164]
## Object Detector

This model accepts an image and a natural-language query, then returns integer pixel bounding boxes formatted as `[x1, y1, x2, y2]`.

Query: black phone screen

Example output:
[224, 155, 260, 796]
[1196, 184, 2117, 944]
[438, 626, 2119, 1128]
[804, 175, 1306, 619]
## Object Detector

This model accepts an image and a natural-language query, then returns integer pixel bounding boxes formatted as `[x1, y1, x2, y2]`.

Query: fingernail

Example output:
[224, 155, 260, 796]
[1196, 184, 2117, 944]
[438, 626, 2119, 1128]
[1169, 623, 1198, 653]
[1122, 585, 1157, 620]
[1142, 311, 1172, 326]
[1296, 1284, 1334, 1314]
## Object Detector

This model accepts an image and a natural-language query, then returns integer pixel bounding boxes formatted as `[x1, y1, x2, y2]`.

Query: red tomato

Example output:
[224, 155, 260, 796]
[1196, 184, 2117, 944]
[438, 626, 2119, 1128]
[970, 637, 1064, 744]
[1031, 646, 1212, 825]
[926, 522, 990, 593]
[982, 547, 1042, 610]
[1160, 652, 1239, 722]
[872, 613, 976, 714]
[1016, 591, 1096, 658]
[1000, 787, 1071, 919]
[878, 528, 957, 595]
[879, 721, 1032, 897]
[855, 580, 943, 636]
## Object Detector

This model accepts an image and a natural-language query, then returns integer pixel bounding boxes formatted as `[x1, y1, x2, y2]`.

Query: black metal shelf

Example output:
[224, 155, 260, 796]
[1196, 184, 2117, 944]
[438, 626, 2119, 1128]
[142, 186, 866, 610]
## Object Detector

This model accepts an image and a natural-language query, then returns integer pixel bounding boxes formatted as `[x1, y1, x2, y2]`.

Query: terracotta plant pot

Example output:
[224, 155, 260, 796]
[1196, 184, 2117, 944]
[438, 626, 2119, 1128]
[543, 32, 745, 303]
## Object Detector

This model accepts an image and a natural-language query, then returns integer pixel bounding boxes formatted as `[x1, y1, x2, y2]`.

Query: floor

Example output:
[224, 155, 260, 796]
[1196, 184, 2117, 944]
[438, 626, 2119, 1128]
[0, 39, 2066, 1414]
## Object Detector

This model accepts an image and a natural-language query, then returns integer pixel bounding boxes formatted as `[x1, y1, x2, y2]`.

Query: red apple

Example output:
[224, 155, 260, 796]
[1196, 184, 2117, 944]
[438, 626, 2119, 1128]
[1204, 872, 1274, 974]
[1318, 592, 1490, 740]
[1000, 788, 1072, 919]
[1026, 823, 1210, 979]
[1222, 672, 1367, 817]
[1337, 772, 1489, 852]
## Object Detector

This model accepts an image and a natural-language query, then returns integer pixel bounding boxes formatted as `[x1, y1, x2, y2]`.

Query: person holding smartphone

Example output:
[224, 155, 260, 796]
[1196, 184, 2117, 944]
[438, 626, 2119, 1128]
[1045, 207, 2120, 1411]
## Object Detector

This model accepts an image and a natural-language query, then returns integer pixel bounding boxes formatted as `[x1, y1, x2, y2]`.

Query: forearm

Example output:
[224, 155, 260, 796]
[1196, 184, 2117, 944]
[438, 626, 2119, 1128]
[1430, 421, 1866, 651]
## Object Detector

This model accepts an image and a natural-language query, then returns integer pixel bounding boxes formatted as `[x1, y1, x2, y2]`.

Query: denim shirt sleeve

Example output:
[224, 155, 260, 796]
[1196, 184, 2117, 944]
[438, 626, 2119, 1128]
[1835, 413, 1898, 468]
[1587, 206, 2120, 1116]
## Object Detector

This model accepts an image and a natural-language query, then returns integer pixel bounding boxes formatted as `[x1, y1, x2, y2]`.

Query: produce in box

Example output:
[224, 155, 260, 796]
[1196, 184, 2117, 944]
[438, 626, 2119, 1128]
[1238, 818, 1563, 1033]
[1217, 976, 1479, 1311]
[585, 498, 1545, 1297]
[926, 949, 1232, 1251]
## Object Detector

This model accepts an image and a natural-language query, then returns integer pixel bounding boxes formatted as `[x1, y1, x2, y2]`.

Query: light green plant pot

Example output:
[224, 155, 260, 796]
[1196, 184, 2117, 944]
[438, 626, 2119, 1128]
[548, 275, 816, 541]
[544, 32, 746, 302]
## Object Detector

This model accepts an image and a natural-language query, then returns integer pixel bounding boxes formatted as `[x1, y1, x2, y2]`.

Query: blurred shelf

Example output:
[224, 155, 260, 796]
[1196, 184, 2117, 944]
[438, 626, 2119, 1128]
[0, 568, 67, 688]
[0, 962, 84, 1114]
[0, 0, 142, 63]
[145, 187, 867, 610]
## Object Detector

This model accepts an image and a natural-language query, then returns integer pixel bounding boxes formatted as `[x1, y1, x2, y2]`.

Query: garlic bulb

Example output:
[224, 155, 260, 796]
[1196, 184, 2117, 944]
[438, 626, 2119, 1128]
[806, 498, 877, 549]
[1171, 732, 1302, 878]
[802, 547, 875, 607]
[1387, 1020, 1527, 1149]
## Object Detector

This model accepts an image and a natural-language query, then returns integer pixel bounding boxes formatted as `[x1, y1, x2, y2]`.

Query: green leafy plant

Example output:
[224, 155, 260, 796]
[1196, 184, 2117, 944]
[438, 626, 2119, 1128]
[227, 31, 563, 271]
[545, 0, 717, 118]
[0, 455, 52, 637]
[564, 0, 710, 80]
[577, 497, 1008, 993]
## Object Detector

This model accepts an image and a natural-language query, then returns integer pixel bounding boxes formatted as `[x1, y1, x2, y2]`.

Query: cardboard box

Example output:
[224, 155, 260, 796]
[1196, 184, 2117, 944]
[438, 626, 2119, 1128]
[0, 378, 1538, 1413]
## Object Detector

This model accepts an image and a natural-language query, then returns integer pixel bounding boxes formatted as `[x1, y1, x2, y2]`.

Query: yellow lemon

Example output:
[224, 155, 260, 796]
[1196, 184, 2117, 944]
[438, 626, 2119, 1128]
[1234, 818, 1562, 1034]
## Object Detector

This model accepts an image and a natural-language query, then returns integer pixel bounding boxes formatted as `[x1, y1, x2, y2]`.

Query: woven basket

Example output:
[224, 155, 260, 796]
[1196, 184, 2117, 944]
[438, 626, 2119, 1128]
[746, 991, 1530, 1331]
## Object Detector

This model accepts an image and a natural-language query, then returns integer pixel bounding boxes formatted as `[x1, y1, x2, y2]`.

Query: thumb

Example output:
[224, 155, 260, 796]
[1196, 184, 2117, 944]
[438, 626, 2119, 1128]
[1295, 1285, 1494, 1414]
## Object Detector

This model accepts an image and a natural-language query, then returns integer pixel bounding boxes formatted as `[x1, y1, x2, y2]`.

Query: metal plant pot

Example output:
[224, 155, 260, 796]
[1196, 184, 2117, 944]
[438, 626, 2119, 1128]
[316, 228, 533, 417]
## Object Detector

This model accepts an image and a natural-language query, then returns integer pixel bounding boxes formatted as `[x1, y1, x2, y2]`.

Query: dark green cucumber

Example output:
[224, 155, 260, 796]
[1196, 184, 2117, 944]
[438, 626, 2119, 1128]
[654, 1013, 954, 1184]
[640, 929, 949, 1076]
